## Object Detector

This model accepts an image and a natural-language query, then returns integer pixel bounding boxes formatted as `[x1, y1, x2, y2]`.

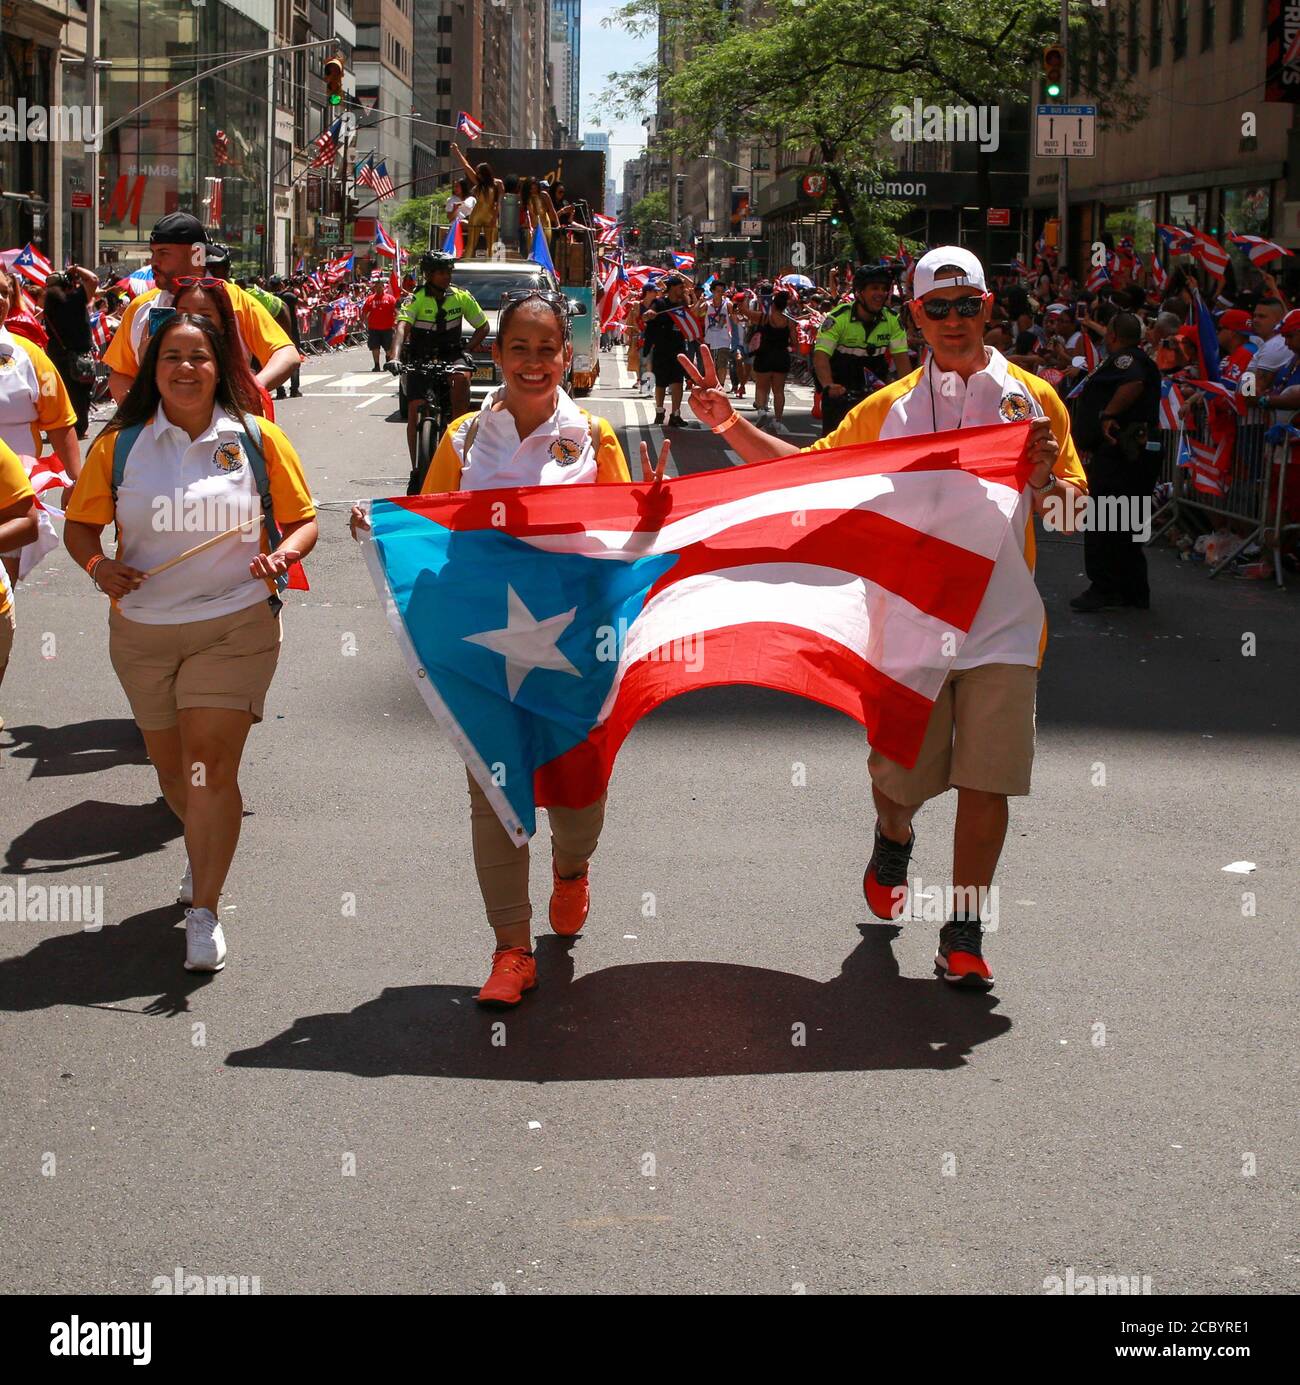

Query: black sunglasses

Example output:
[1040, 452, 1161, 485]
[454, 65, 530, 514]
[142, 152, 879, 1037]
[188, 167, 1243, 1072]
[920, 294, 987, 320]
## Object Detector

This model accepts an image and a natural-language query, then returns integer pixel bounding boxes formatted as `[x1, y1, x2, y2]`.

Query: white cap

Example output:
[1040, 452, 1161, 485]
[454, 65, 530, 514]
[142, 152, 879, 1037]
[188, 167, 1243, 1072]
[1046, 302, 1070, 316]
[912, 245, 988, 298]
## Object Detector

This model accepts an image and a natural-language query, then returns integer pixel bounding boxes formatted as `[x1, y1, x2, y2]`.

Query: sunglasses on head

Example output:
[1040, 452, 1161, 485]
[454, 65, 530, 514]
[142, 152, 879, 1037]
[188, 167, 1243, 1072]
[920, 294, 987, 320]
[172, 275, 223, 291]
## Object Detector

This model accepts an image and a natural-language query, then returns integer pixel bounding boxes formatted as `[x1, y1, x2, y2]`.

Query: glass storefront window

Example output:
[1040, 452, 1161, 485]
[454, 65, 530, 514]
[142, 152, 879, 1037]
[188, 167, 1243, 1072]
[1104, 197, 1157, 258]
[1222, 184, 1274, 293]
[101, 0, 271, 275]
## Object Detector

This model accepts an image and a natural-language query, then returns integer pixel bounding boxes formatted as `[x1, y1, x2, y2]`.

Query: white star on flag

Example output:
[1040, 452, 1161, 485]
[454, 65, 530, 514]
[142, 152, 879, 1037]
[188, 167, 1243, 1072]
[463, 585, 582, 700]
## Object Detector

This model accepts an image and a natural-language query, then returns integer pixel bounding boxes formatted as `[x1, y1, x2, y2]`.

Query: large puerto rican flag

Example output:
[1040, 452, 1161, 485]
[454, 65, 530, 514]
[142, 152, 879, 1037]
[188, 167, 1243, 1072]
[361, 425, 1033, 841]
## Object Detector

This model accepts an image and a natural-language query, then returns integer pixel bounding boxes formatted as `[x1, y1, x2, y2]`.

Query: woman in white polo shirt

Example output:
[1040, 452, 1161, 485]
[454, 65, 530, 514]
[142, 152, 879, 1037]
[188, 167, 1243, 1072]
[0, 266, 80, 590]
[352, 290, 647, 1009]
[64, 313, 318, 975]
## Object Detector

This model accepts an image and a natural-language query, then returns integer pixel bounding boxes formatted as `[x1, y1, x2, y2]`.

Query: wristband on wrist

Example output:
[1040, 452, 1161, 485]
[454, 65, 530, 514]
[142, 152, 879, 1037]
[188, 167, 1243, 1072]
[85, 553, 106, 581]
[712, 413, 740, 435]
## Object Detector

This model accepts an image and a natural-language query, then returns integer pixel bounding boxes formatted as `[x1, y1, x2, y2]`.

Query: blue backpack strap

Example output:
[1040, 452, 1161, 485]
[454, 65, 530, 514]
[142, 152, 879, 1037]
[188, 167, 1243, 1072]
[110, 423, 147, 501]
[238, 415, 289, 596]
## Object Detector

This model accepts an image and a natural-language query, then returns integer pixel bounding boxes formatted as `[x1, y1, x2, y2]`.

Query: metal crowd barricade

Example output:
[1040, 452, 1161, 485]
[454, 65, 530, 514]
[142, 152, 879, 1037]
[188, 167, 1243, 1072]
[1151, 401, 1289, 588]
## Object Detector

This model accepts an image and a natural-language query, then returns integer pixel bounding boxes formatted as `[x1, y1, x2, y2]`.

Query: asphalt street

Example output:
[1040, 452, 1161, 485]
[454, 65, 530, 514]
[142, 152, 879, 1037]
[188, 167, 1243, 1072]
[1, 343, 1296, 1295]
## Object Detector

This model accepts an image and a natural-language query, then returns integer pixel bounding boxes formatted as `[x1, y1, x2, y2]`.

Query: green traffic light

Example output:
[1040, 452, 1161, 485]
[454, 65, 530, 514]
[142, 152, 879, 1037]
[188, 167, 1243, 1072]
[1046, 81, 1061, 97]
[329, 93, 342, 105]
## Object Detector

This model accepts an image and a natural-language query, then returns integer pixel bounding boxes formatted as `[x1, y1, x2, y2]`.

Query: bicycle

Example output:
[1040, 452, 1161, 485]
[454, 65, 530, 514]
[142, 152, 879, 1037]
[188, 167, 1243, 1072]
[392, 356, 470, 495]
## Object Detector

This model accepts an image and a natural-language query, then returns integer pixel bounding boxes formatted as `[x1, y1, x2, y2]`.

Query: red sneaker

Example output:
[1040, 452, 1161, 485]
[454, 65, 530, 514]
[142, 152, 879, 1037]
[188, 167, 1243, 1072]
[934, 921, 995, 989]
[475, 946, 537, 1007]
[549, 864, 590, 936]
[862, 822, 913, 920]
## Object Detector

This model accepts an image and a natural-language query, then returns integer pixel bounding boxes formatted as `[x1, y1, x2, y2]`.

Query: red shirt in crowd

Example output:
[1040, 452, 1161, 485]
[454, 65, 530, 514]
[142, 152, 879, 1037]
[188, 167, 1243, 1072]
[1221, 344, 1256, 384]
[364, 289, 397, 332]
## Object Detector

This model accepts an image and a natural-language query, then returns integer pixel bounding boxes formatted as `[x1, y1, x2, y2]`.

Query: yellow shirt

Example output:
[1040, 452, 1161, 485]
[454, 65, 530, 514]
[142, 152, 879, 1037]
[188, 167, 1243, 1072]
[421, 408, 630, 493]
[0, 439, 36, 617]
[103, 282, 295, 379]
[805, 357, 1087, 666]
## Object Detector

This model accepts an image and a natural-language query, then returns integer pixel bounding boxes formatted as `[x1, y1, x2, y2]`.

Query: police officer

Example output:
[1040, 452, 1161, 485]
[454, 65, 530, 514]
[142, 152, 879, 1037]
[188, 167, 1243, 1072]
[394, 250, 489, 486]
[813, 264, 911, 436]
[1068, 311, 1162, 612]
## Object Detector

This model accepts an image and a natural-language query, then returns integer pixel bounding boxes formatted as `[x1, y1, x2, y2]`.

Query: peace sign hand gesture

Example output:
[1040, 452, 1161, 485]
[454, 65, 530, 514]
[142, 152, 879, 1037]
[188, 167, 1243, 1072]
[639, 437, 670, 485]
[677, 345, 734, 430]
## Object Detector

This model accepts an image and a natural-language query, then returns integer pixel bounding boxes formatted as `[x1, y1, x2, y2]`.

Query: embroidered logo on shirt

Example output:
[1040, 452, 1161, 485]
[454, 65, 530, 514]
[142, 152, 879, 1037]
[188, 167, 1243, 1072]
[0, 354, 14, 371]
[213, 440, 245, 473]
[548, 437, 581, 466]
[999, 392, 1032, 422]
[1114, 354, 1133, 370]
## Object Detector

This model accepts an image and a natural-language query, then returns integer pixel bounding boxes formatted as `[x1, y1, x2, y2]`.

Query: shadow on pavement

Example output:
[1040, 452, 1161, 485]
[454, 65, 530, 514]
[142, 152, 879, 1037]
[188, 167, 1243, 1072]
[4, 796, 183, 875]
[0, 902, 213, 1018]
[2, 718, 148, 778]
[226, 927, 1010, 1081]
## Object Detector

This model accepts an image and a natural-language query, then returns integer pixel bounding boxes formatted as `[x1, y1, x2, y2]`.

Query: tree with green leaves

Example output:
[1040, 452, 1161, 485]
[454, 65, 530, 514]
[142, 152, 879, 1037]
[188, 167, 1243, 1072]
[601, 0, 1144, 262]
[627, 189, 671, 248]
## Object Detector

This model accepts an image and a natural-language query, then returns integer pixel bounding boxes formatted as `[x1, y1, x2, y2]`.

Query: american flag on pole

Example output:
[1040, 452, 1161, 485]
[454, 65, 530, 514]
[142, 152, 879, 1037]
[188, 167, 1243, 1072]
[361, 424, 1035, 840]
[310, 118, 343, 168]
[358, 154, 396, 201]
[1226, 232, 1292, 267]
[457, 111, 483, 141]
[12, 243, 52, 287]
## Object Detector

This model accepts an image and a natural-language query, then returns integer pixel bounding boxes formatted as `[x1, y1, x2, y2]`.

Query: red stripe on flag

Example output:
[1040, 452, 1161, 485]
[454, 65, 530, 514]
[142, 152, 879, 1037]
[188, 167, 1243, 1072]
[641, 507, 995, 632]
[534, 623, 936, 809]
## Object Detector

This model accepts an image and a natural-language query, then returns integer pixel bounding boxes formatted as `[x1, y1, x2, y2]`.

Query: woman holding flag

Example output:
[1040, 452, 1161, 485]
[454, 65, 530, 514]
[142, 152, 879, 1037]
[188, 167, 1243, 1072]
[351, 290, 663, 1008]
[63, 313, 317, 975]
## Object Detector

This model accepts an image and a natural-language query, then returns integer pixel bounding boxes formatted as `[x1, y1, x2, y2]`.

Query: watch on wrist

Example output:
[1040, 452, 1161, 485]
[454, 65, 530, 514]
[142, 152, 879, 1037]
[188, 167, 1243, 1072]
[1032, 473, 1056, 494]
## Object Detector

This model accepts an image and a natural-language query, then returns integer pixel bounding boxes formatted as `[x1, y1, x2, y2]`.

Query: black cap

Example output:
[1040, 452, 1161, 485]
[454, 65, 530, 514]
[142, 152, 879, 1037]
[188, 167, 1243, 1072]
[150, 212, 208, 246]
[853, 264, 892, 289]
[204, 242, 231, 269]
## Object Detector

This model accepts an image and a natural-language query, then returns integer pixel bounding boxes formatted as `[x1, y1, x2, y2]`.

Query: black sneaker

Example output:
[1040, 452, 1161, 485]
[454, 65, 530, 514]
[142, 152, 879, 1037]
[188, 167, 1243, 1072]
[668, 413, 688, 428]
[653, 409, 665, 426]
[1069, 586, 1120, 613]
[862, 822, 913, 920]
[289, 389, 302, 398]
[935, 919, 994, 989]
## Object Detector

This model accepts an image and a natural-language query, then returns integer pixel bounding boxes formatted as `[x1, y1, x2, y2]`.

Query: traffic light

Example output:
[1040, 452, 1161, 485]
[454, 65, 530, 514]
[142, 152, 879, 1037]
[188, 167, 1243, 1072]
[1042, 45, 1064, 100]
[829, 204, 842, 227]
[324, 54, 345, 107]
[627, 227, 640, 245]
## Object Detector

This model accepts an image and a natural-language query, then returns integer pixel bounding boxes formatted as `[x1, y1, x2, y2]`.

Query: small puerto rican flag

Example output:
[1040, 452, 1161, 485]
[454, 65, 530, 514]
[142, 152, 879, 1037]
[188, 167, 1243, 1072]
[1226, 233, 1293, 268]
[1159, 378, 1185, 431]
[1084, 262, 1110, 294]
[457, 111, 483, 141]
[670, 251, 695, 271]
[373, 221, 398, 257]
[13, 242, 52, 287]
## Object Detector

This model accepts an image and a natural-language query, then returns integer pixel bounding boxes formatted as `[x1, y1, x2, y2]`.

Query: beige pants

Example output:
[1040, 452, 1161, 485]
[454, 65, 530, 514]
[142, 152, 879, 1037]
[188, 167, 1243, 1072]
[466, 769, 605, 930]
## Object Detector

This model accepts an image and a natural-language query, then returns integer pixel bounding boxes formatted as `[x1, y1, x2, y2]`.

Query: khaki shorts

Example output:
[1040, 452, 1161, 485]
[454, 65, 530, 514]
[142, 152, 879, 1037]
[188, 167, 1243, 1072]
[0, 602, 14, 672]
[869, 662, 1037, 805]
[109, 599, 282, 731]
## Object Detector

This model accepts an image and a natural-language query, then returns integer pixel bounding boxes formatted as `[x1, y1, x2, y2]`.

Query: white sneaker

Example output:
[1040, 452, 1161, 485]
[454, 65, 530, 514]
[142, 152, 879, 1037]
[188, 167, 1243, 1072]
[769, 420, 790, 436]
[184, 908, 226, 972]
[177, 859, 193, 905]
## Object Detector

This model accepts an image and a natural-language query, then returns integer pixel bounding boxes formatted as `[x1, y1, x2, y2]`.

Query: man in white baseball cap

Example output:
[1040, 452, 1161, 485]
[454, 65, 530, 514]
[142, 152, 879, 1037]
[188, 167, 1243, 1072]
[678, 245, 1088, 990]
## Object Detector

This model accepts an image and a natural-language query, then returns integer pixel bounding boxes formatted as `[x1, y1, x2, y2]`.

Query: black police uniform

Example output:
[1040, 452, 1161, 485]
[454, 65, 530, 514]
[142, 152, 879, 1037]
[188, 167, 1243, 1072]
[1070, 346, 1162, 607]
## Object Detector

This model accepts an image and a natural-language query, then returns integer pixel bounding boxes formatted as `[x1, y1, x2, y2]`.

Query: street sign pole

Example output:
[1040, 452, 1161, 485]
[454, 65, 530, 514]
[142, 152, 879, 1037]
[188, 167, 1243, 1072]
[1058, 0, 1069, 270]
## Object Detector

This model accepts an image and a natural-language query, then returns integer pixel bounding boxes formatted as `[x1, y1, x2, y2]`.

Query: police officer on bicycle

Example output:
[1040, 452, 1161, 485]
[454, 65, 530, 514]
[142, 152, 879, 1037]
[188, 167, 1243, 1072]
[394, 250, 489, 485]
[813, 265, 911, 436]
